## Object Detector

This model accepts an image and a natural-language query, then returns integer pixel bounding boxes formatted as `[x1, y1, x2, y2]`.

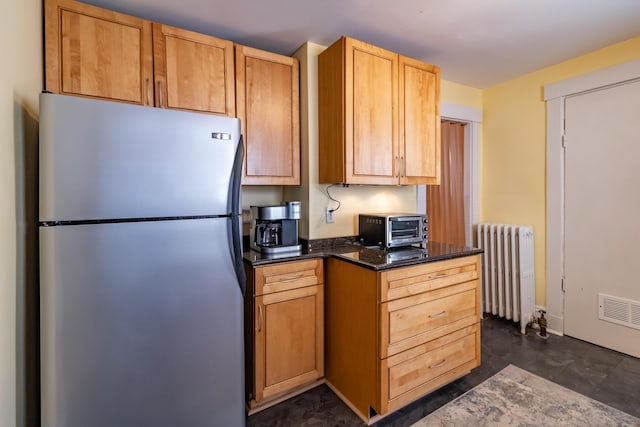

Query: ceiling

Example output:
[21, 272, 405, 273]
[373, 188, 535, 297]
[85, 0, 640, 88]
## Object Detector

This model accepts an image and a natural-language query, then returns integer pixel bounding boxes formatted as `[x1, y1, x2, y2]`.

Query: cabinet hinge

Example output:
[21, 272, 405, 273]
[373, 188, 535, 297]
[561, 276, 565, 292]
[561, 135, 567, 149]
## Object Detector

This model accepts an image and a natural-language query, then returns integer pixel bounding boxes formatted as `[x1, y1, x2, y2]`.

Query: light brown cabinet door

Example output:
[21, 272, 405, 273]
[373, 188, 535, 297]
[399, 56, 441, 185]
[254, 285, 323, 402]
[347, 38, 399, 185]
[45, 0, 154, 105]
[152, 24, 235, 116]
[236, 46, 300, 185]
[319, 36, 398, 184]
[319, 36, 440, 185]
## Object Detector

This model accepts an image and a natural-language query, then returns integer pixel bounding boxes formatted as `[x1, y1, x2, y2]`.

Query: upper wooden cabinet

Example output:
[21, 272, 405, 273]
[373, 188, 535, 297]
[152, 24, 235, 116]
[236, 45, 300, 185]
[45, 0, 301, 180]
[45, 0, 236, 116]
[319, 36, 441, 185]
[45, 0, 154, 105]
[399, 56, 441, 185]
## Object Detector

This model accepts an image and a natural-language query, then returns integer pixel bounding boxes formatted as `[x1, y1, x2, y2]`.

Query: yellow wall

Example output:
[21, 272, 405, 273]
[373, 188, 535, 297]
[441, 80, 482, 109]
[1, 0, 42, 426]
[482, 36, 640, 306]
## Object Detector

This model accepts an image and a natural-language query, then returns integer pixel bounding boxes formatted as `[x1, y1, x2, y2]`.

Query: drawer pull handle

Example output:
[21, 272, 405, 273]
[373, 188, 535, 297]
[428, 273, 447, 280]
[429, 359, 447, 369]
[258, 305, 263, 332]
[280, 274, 304, 282]
[429, 310, 448, 319]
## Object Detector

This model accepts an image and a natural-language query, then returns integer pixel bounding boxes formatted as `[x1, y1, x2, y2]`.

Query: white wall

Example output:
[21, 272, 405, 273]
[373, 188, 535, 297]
[1, 0, 42, 425]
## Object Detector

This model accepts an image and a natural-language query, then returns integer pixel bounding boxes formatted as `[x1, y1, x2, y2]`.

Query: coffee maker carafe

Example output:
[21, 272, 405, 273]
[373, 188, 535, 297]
[250, 201, 301, 254]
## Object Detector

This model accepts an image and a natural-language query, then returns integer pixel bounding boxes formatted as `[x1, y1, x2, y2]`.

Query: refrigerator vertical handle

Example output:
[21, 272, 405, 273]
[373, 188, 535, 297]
[229, 215, 246, 295]
[229, 135, 244, 216]
[229, 136, 246, 295]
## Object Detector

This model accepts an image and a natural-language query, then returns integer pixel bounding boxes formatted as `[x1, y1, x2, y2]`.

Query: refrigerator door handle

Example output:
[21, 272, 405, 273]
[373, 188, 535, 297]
[229, 135, 244, 217]
[230, 215, 246, 296]
[229, 136, 246, 295]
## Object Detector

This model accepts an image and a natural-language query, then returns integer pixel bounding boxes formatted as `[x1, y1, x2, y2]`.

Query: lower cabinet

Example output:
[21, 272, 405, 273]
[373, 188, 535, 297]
[245, 259, 324, 411]
[325, 255, 481, 422]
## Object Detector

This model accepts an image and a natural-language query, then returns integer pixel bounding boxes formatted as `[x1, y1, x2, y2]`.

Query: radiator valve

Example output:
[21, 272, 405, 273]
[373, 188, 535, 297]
[538, 310, 547, 338]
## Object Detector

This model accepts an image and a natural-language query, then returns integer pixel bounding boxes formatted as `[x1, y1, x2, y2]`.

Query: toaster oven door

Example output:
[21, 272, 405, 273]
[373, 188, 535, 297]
[389, 217, 423, 247]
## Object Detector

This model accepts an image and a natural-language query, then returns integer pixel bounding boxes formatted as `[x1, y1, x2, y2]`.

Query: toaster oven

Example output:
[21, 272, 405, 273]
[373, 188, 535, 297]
[358, 213, 428, 249]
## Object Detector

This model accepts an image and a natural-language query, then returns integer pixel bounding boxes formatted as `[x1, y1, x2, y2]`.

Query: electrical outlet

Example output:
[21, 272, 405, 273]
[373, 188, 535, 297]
[326, 208, 335, 224]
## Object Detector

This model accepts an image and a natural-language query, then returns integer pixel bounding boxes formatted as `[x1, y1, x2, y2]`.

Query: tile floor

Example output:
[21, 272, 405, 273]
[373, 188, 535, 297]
[246, 316, 640, 426]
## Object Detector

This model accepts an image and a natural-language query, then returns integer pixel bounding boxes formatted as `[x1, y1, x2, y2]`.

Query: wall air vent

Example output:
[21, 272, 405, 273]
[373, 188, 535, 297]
[598, 293, 640, 330]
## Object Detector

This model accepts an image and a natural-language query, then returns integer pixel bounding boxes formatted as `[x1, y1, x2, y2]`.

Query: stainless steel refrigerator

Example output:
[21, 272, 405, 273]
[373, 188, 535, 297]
[39, 93, 246, 427]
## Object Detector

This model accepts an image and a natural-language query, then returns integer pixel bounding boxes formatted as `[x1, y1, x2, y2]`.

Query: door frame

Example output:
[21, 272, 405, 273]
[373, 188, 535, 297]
[417, 102, 481, 247]
[544, 59, 640, 335]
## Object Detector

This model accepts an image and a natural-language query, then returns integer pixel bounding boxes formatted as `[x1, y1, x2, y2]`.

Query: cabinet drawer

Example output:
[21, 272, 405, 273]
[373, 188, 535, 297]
[380, 325, 479, 413]
[380, 280, 479, 357]
[380, 255, 480, 302]
[255, 259, 323, 296]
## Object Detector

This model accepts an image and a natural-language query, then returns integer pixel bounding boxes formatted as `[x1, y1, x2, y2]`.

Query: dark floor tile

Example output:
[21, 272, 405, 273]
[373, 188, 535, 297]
[618, 355, 640, 375]
[592, 355, 640, 418]
[373, 381, 467, 427]
[246, 385, 360, 426]
[549, 343, 625, 396]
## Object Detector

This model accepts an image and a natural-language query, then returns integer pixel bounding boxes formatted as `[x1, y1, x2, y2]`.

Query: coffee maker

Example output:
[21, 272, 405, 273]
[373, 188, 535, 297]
[250, 201, 301, 254]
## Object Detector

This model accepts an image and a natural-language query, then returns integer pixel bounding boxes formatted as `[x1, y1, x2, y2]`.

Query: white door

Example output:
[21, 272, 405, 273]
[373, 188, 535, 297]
[564, 79, 640, 357]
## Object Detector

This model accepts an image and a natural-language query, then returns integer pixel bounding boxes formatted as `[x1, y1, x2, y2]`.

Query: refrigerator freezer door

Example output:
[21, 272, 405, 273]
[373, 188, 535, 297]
[39, 93, 241, 222]
[40, 218, 245, 427]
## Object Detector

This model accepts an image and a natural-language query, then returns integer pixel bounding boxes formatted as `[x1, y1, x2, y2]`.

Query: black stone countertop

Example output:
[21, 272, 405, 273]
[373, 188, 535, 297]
[243, 238, 482, 271]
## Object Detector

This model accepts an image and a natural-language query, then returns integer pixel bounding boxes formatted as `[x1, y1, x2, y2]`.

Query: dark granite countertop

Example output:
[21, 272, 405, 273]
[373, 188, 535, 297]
[243, 239, 482, 271]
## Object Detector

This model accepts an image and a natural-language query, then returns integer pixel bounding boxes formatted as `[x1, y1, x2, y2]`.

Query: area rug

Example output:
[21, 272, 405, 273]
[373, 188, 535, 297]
[411, 364, 640, 426]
